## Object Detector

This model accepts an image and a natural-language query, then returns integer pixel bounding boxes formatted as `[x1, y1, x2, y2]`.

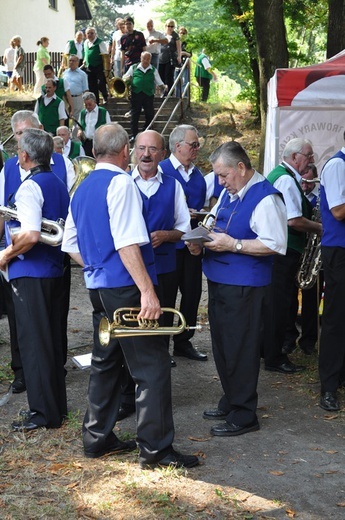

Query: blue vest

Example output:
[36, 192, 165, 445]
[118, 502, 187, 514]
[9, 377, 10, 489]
[133, 173, 176, 275]
[203, 181, 279, 286]
[71, 169, 157, 289]
[8, 171, 69, 280]
[213, 173, 223, 199]
[320, 150, 345, 248]
[51, 153, 67, 185]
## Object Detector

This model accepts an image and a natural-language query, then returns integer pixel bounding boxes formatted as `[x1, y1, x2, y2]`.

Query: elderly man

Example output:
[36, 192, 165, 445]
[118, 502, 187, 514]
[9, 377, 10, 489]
[159, 125, 207, 361]
[123, 51, 166, 142]
[0, 128, 69, 431]
[83, 27, 108, 104]
[144, 19, 168, 69]
[188, 141, 287, 436]
[78, 91, 111, 157]
[63, 55, 89, 122]
[41, 65, 74, 117]
[62, 123, 198, 469]
[34, 79, 67, 136]
[120, 16, 147, 73]
[57, 125, 85, 160]
[264, 138, 322, 374]
[64, 31, 84, 66]
[0, 110, 75, 394]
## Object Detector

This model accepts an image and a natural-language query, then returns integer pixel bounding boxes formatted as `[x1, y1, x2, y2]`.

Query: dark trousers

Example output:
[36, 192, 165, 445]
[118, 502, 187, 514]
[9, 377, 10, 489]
[84, 287, 175, 464]
[11, 277, 67, 427]
[319, 247, 345, 392]
[83, 139, 94, 158]
[130, 92, 154, 137]
[173, 247, 202, 349]
[86, 65, 108, 105]
[208, 280, 267, 426]
[159, 62, 175, 92]
[2, 277, 22, 381]
[196, 77, 211, 102]
[264, 248, 301, 366]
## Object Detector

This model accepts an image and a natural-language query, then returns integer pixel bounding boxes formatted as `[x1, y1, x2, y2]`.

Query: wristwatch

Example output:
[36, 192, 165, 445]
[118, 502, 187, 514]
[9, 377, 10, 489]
[235, 239, 243, 252]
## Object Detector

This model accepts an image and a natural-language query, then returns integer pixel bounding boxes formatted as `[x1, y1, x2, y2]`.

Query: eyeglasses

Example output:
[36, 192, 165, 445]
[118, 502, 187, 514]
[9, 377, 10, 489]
[181, 141, 200, 149]
[167, 25, 175, 28]
[136, 145, 162, 154]
[297, 151, 314, 159]
[179, 32, 187, 35]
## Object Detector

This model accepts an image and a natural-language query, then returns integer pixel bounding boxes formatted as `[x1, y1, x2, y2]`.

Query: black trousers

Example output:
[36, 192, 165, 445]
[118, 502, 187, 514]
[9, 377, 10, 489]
[264, 248, 301, 366]
[173, 247, 202, 349]
[319, 247, 345, 392]
[130, 92, 154, 137]
[84, 286, 175, 464]
[2, 277, 22, 381]
[83, 139, 94, 158]
[159, 62, 175, 92]
[196, 77, 211, 102]
[86, 65, 108, 105]
[11, 277, 67, 427]
[208, 280, 268, 426]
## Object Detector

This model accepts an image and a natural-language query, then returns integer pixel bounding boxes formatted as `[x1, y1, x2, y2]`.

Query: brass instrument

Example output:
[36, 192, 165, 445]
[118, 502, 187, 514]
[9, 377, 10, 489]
[108, 77, 128, 98]
[70, 156, 96, 194]
[58, 53, 69, 78]
[296, 186, 322, 290]
[0, 205, 65, 247]
[99, 307, 202, 347]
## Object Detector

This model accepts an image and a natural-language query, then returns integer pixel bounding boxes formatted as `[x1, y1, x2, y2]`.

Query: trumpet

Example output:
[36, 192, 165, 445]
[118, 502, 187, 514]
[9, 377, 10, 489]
[99, 307, 202, 347]
[0, 205, 65, 247]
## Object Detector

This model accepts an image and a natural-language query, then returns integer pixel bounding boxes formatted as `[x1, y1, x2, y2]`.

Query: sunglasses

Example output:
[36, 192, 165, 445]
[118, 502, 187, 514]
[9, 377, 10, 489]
[167, 25, 175, 28]
[182, 141, 200, 150]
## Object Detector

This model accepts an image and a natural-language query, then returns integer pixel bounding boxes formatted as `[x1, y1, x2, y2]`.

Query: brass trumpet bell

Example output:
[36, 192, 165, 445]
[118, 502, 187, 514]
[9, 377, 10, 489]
[108, 77, 128, 98]
[70, 156, 96, 194]
[99, 307, 202, 347]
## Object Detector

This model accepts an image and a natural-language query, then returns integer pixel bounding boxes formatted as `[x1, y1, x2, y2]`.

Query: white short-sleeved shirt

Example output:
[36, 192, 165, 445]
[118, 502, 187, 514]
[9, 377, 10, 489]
[131, 166, 191, 234]
[62, 163, 150, 255]
[269, 162, 303, 221]
[79, 106, 111, 139]
[211, 170, 287, 255]
[321, 147, 345, 210]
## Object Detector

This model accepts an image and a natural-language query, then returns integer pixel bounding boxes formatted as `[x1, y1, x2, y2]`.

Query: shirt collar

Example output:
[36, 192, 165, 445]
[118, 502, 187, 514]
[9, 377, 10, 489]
[132, 165, 163, 182]
[95, 162, 128, 174]
[170, 153, 195, 175]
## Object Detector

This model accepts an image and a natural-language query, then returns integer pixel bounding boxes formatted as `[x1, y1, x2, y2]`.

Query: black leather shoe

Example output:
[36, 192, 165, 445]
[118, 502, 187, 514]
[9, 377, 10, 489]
[320, 392, 340, 411]
[11, 379, 26, 394]
[84, 439, 137, 459]
[174, 344, 207, 361]
[117, 404, 135, 421]
[140, 449, 199, 469]
[282, 342, 297, 355]
[19, 410, 36, 420]
[203, 408, 228, 420]
[170, 356, 177, 367]
[265, 361, 306, 374]
[211, 420, 260, 437]
[11, 420, 42, 432]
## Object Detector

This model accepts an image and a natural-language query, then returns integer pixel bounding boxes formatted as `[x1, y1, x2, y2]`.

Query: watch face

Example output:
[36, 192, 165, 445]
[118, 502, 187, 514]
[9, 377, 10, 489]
[236, 241, 243, 251]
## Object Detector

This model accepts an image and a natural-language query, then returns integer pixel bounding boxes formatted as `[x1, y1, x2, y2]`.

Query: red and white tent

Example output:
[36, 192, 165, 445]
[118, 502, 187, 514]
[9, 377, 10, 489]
[264, 50, 345, 174]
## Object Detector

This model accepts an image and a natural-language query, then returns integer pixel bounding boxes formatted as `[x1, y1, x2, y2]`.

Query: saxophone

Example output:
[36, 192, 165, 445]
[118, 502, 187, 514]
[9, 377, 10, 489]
[296, 189, 322, 290]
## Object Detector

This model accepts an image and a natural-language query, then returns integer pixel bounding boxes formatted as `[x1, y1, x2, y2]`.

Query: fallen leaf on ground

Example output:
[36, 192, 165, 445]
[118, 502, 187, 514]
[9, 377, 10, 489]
[269, 470, 285, 476]
[188, 436, 211, 442]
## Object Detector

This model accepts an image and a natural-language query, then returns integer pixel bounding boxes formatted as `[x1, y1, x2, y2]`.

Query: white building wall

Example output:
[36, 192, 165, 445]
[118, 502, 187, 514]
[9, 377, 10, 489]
[0, 0, 75, 54]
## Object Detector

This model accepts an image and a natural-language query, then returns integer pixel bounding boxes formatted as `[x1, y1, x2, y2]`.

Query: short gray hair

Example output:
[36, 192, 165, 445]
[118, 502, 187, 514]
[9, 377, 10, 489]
[82, 91, 97, 103]
[20, 129, 53, 165]
[11, 110, 40, 132]
[283, 138, 312, 159]
[210, 141, 252, 169]
[93, 123, 129, 157]
[169, 124, 198, 152]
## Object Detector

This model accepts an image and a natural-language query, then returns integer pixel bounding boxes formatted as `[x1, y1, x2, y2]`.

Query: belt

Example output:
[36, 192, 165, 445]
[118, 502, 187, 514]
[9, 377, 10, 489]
[71, 94, 83, 97]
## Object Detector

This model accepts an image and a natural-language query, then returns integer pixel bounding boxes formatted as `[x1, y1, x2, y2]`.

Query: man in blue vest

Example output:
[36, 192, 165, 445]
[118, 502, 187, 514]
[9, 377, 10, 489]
[319, 135, 345, 411]
[0, 110, 75, 395]
[123, 51, 166, 142]
[160, 124, 208, 361]
[62, 123, 199, 468]
[0, 128, 69, 431]
[187, 141, 287, 436]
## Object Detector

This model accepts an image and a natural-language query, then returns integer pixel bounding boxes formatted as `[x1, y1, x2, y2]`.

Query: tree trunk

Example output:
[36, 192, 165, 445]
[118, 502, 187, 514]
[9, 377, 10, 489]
[327, 0, 345, 58]
[254, 0, 288, 171]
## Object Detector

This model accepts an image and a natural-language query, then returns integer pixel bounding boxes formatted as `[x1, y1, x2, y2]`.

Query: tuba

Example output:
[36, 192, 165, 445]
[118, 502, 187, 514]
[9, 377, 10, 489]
[70, 156, 96, 194]
[0, 205, 65, 247]
[108, 77, 128, 98]
[99, 307, 202, 347]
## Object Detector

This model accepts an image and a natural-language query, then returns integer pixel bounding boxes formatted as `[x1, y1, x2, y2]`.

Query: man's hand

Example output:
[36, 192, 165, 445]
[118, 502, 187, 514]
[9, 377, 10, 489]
[0, 251, 8, 271]
[204, 232, 234, 252]
[150, 230, 166, 248]
[138, 289, 162, 320]
[186, 241, 203, 256]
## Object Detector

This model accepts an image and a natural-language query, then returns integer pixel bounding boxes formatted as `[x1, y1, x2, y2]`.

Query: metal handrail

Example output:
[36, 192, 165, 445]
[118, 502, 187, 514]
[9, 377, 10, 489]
[146, 58, 190, 133]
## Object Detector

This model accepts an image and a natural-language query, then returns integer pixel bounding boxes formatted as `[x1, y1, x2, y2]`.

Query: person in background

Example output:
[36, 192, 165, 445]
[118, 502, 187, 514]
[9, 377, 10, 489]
[34, 79, 67, 136]
[3, 39, 15, 90]
[159, 19, 181, 95]
[63, 55, 89, 123]
[63, 31, 84, 68]
[78, 91, 111, 157]
[195, 49, 217, 102]
[42, 65, 74, 118]
[145, 19, 168, 70]
[120, 16, 147, 74]
[33, 37, 50, 97]
[83, 27, 108, 105]
[11, 36, 25, 93]
[57, 126, 85, 160]
[123, 51, 166, 142]
[174, 27, 191, 98]
[110, 18, 126, 77]
[53, 135, 65, 155]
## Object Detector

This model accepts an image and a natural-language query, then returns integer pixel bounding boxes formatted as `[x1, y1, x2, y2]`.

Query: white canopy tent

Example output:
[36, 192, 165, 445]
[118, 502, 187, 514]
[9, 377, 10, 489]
[264, 50, 345, 175]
